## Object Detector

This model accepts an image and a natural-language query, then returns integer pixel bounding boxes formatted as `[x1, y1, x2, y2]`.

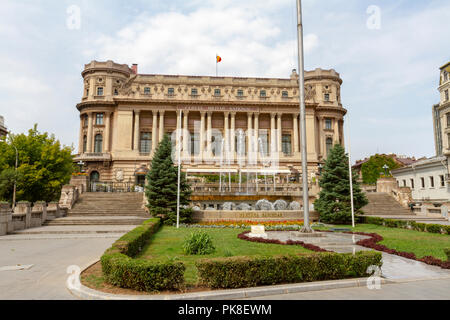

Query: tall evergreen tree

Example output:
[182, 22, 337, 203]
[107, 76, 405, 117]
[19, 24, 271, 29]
[314, 144, 368, 224]
[145, 134, 192, 225]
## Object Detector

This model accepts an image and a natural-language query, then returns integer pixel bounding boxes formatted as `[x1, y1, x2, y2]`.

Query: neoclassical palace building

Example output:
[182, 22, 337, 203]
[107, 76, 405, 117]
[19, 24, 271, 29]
[74, 60, 346, 195]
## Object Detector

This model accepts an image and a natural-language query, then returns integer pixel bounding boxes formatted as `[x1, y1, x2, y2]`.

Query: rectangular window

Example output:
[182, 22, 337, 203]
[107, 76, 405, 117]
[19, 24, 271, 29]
[214, 89, 221, 96]
[237, 89, 244, 96]
[444, 71, 449, 82]
[260, 90, 266, 97]
[325, 119, 332, 130]
[440, 175, 445, 187]
[259, 131, 269, 156]
[140, 132, 151, 153]
[168, 88, 175, 95]
[191, 88, 198, 95]
[447, 113, 450, 128]
[421, 177, 425, 188]
[282, 134, 292, 155]
[324, 93, 330, 101]
[144, 87, 150, 95]
[190, 132, 199, 155]
[95, 113, 104, 125]
[410, 179, 414, 189]
[282, 91, 288, 98]
[97, 87, 103, 96]
[446, 90, 449, 101]
[114, 89, 118, 96]
[86, 89, 89, 96]
[402, 180, 407, 187]
[430, 176, 434, 188]
[83, 114, 88, 127]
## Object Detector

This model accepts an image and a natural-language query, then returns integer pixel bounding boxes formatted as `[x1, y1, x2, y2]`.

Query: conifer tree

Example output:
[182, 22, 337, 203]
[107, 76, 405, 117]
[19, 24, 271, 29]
[314, 144, 368, 224]
[145, 134, 192, 225]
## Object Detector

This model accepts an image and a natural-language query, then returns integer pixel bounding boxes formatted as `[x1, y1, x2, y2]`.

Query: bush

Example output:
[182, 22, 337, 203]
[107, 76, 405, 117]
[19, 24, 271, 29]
[364, 216, 384, 225]
[182, 231, 216, 255]
[384, 219, 397, 228]
[101, 218, 186, 292]
[426, 224, 443, 234]
[445, 248, 450, 261]
[414, 223, 427, 232]
[196, 251, 382, 289]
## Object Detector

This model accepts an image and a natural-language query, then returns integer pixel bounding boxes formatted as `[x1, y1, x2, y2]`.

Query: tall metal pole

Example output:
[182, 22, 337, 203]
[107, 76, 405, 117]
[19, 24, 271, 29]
[296, 0, 312, 233]
[12, 144, 18, 210]
[346, 117, 355, 228]
[176, 110, 182, 229]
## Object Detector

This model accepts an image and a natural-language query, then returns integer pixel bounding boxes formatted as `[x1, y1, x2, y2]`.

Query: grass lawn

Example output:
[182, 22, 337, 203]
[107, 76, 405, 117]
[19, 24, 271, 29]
[136, 226, 313, 285]
[317, 224, 450, 261]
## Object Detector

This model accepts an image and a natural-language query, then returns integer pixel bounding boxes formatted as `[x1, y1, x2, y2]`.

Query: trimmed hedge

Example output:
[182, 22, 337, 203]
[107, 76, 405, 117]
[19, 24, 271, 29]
[101, 218, 186, 292]
[196, 251, 382, 289]
[362, 216, 450, 235]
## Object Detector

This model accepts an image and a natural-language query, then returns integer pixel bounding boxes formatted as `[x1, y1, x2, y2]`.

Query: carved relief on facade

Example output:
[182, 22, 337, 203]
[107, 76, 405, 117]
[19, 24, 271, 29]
[305, 85, 316, 101]
[114, 169, 124, 182]
[118, 74, 137, 96]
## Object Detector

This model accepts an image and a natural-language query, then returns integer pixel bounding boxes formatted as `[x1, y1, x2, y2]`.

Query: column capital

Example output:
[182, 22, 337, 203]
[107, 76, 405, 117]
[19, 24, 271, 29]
[159, 110, 165, 116]
[105, 111, 112, 116]
[200, 111, 206, 116]
[270, 113, 276, 119]
[254, 113, 259, 119]
[277, 112, 283, 117]
[292, 113, 300, 118]
[176, 110, 182, 116]
[224, 111, 230, 117]
[207, 111, 213, 116]
[134, 110, 141, 115]
[230, 111, 237, 116]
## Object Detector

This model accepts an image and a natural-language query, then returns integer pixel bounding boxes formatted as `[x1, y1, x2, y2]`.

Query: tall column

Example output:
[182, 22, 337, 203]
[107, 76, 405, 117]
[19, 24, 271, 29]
[183, 110, 189, 157]
[159, 111, 165, 142]
[152, 111, 158, 153]
[230, 112, 236, 158]
[133, 110, 140, 151]
[334, 118, 339, 144]
[270, 113, 276, 158]
[254, 113, 259, 154]
[224, 112, 229, 155]
[104, 112, 111, 152]
[277, 113, 283, 155]
[78, 115, 84, 154]
[206, 112, 212, 157]
[247, 112, 253, 157]
[318, 116, 325, 157]
[87, 112, 93, 153]
[340, 120, 345, 147]
[293, 113, 299, 154]
[176, 110, 182, 156]
[200, 112, 206, 161]
[306, 114, 318, 161]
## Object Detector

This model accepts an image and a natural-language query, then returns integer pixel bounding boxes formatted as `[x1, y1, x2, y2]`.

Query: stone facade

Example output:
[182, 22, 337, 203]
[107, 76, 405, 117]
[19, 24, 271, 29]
[0, 116, 7, 137]
[74, 60, 347, 188]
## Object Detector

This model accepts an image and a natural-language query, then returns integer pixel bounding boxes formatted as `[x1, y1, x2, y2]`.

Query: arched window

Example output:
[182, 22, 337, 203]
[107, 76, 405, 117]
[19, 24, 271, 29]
[83, 135, 87, 153]
[326, 137, 333, 157]
[94, 134, 103, 153]
[90, 171, 100, 182]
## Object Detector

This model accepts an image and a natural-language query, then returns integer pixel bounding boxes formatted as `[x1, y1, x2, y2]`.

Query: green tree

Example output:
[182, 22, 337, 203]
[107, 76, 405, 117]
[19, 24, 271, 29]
[361, 154, 401, 185]
[314, 144, 368, 224]
[145, 134, 192, 225]
[0, 125, 74, 203]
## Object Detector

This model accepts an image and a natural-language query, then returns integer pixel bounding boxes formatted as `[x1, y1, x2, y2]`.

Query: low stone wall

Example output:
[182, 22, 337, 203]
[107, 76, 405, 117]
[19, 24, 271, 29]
[192, 210, 319, 222]
[0, 201, 63, 236]
[376, 178, 412, 209]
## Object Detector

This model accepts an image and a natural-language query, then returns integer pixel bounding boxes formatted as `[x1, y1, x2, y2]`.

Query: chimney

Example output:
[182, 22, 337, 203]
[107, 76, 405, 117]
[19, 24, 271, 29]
[131, 64, 138, 74]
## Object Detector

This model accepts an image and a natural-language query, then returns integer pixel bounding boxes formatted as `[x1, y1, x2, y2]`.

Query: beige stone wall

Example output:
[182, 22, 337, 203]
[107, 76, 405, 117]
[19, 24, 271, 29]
[74, 60, 347, 185]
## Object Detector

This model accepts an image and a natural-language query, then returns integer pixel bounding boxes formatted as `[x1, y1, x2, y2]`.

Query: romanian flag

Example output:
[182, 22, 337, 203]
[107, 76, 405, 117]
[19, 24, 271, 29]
[216, 55, 222, 63]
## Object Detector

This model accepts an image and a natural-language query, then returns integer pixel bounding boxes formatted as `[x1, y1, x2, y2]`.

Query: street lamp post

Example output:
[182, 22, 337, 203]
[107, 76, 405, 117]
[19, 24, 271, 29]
[382, 164, 389, 176]
[77, 160, 85, 173]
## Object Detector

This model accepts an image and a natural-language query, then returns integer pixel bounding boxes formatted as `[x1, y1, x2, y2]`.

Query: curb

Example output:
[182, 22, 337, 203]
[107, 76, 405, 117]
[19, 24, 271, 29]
[67, 261, 394, 300]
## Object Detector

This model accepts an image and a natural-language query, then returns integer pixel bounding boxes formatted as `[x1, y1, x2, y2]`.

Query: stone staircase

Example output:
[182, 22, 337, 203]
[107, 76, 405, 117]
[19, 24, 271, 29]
[362, 192, 448, 223]
[43, 192, 149, 226]
[363, 192, 412, 216]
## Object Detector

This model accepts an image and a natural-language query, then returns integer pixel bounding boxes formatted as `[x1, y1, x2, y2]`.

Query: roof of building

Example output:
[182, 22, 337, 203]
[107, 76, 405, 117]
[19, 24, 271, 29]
[352, 154, 420, 169]
[440, 61, 450, 70]
[391, 156, 447, 173]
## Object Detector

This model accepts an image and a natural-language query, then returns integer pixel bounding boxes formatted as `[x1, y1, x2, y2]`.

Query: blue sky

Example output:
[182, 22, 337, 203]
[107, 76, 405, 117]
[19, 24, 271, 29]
[0, 0, 449, 162]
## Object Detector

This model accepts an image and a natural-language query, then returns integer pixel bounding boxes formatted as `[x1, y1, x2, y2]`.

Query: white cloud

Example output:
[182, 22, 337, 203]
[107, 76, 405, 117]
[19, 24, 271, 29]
[86, 5, 319, 78]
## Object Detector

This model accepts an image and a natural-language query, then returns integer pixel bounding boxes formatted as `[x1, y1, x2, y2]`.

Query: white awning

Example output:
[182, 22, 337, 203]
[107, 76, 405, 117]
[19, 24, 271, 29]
[186, 168, 239, 173]
[240, 169, 292, 174]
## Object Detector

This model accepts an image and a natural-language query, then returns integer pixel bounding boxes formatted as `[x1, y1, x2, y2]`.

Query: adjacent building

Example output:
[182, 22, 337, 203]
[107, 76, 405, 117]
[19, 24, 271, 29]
[392, 62, 450, 205]
[74, 60, 347, 188]
[0, 116, 7, 137]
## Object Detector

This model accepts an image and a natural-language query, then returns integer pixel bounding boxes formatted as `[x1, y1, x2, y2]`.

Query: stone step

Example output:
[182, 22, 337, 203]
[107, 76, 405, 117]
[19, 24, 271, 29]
[44, 220, 146, 226]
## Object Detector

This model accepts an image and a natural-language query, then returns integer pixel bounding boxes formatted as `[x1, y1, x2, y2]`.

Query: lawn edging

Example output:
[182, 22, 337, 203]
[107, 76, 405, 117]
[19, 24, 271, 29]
[345, 231, 450, 269]
[100, 218, 186, 292]
[361, 216, 450, 235]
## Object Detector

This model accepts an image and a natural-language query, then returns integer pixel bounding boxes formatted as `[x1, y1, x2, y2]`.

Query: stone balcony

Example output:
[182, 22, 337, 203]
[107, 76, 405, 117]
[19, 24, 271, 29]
[190, 183, 309, 197]
[74, 153, 112, 162]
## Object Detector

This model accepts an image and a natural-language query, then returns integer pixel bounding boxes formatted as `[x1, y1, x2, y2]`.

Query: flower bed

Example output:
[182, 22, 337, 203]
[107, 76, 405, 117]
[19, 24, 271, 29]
[346, 231, 450, 269]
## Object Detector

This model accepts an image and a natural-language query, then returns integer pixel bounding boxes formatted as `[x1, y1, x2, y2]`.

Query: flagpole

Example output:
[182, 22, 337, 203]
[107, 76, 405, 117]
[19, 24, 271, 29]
[346, 116, 355, 228]
[176, 110, 182, 229]
[296, 0, 312, 233]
